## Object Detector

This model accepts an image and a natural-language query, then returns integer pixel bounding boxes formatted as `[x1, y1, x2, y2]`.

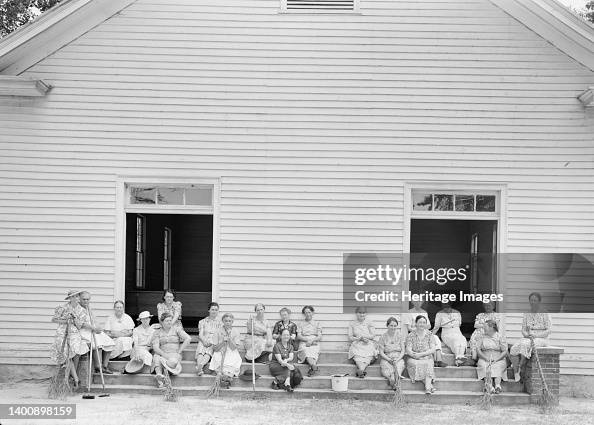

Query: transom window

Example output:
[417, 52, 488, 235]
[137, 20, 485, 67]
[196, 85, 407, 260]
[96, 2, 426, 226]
[128, 184, 213, 207]
[281, 0, 358, 12]
[412, 190, 498, 214]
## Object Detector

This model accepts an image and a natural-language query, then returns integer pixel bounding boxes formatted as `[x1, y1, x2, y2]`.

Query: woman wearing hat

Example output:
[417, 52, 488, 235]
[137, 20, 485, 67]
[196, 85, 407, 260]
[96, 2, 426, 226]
[128, 311, 155, 371]
[49, 290, 90, 389]
[209, 313, 242, 389]
[103, 301, 135, 364]
[195, 302, 222, 376]
[152, 312, 191, 387]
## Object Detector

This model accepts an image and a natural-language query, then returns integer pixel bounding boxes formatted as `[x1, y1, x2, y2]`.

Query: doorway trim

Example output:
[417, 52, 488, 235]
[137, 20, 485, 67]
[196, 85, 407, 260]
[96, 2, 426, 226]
[114, 176, 220, 303]
[403, 181, 508, 297]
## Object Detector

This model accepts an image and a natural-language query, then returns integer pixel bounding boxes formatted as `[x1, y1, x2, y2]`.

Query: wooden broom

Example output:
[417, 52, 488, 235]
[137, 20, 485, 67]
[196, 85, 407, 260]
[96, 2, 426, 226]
[48, 317, 73, 400]
[391, 366, 405, 407]
[207, 328, 230, 398]
[530, 338, 557, 413]
[478, 358, 493, 410]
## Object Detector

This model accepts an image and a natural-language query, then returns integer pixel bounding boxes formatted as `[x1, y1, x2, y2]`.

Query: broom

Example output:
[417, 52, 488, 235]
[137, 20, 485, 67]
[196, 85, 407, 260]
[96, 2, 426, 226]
[241, 316, 267, 401]
[390, 365, 405, 407]
[207, 329, 229, 398]
[478, 358, 493, 410]
[162, 368, 180, 402]
[531, 338, 557, 413]
[48, 317, 73, 400]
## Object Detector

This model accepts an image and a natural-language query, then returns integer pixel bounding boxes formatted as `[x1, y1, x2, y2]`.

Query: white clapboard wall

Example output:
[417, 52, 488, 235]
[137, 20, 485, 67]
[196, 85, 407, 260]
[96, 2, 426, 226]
[0, 0, 593, 375]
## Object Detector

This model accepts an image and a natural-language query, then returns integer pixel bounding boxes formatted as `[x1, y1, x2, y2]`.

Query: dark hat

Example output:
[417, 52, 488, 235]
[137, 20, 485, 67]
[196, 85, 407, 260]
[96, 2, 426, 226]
[238, 369, 260, 381]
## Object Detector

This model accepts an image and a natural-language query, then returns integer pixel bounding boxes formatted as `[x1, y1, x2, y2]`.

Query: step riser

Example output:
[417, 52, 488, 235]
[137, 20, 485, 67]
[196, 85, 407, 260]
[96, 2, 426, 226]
[91, 387, 530, 405]
[94, 375, 523, 392]
[108, 361, 498, 379]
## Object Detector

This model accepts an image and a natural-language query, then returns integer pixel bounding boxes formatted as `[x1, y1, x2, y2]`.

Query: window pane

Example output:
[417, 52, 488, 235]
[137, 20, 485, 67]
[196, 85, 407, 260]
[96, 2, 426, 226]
[185, 186, 212, 206]
[130, 187, 156, 204]
[434, 194, 453, 211]
[412, 192, 432, 211]
[476, 195, 496, 212]
[455, 195, 474, 212]
[157, 187, 183, 205]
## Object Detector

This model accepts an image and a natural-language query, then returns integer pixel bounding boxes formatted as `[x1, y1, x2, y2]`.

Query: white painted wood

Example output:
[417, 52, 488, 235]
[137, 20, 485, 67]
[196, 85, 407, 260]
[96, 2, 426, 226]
[0, 76, 51, 96]
[0, 0, 592, 377]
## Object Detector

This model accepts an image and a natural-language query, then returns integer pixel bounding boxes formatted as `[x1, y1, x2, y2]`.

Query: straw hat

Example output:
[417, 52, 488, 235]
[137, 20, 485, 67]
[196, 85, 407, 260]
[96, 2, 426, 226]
[124, 359, 145, 374]
[137, 311, 153, 321]
[160, 355, 182, 375]
[64, 289, 84, 300]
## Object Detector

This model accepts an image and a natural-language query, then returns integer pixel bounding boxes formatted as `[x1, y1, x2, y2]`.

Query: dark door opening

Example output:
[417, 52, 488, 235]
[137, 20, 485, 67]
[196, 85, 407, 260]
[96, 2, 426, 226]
[409, 219, 497, 336]
[125, 213, 213, 332]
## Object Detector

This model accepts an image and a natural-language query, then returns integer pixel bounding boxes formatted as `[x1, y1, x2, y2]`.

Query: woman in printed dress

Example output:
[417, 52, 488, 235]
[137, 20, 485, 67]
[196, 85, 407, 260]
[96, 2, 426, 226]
[404, 300, 447, 367]
[469, 301, 504, 361]
[347, 306, 378, 378]
[269, 329, 302, 392]
[209, 313, 243, 389]
[476, 320, 508, 394]
[297, 305, 322, 377]
[510, 292, 552, 382]
[195, 302, 222, 375]
[50, 290, 90, 389]
[272, 307, 298, 350]
[378, 317, 405, 390]
[406, 315, 437, 395]
[103, 301, 135, 361]
[433, 302, 468, 366]
[157, 289, 183, 329]
[131, 311, 155, 368]
[152, 312, 191, 388]
[244, 303, 273, 363]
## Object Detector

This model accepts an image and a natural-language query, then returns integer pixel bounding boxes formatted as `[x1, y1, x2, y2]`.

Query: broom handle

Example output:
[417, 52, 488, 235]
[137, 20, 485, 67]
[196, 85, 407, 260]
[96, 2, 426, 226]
[531, 338, 550, 393]
[251, 316, 256, 391]
[87, 305, 107, 391]
[87, 324, 93, 392]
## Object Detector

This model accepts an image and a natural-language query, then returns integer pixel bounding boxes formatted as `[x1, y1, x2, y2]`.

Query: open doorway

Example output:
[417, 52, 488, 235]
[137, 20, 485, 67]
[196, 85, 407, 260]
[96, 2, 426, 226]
[409, 219, 497, 336]
[124, 213, 213, 332]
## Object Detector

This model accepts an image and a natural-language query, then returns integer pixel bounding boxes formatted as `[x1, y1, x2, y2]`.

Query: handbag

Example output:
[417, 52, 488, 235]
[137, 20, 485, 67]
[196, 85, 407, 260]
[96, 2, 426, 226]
[290, 365, 303, 388]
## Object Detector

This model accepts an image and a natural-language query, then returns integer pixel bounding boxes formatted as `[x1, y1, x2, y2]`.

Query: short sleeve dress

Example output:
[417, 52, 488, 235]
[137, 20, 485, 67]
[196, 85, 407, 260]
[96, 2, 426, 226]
[297, 319, 322, 363]
[195, 316, 223, 359]
[510, 312, 551, 358]
[157, 301, 183, 328]
[151, 326, 190, 375]
[269, 341, 295, 380]
[49, 303, 90, 364]
[104, 313, 135, 359]
[209, 327, 243, 378]
[244, 316, 273, 361]
[476, 332, 508, 380]
[405, 330, 436, 381]
[132, 325, 155, 366]
[347, 320, 378, 368]
[272, 320, 298, 350]
[378, 331, 405, 379]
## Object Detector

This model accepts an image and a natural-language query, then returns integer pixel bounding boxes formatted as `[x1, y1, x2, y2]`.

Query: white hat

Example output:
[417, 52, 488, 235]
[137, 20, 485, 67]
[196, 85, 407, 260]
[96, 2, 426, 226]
[137, 311, 153, 321]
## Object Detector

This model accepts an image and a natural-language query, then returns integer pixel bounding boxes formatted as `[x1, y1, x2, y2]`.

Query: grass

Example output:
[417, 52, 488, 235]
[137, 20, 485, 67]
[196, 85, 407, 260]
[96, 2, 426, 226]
[1, 381, 593, 425]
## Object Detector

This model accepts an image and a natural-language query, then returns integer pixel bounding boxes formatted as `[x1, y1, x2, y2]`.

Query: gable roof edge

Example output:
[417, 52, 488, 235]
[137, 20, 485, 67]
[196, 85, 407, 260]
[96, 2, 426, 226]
[0, 0, 137, 75]
[489, 0, 594, 72]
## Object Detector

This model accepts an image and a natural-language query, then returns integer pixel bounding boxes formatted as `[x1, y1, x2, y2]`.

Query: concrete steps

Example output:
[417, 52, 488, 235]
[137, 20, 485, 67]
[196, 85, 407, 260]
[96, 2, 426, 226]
[91, 348, 528, 404]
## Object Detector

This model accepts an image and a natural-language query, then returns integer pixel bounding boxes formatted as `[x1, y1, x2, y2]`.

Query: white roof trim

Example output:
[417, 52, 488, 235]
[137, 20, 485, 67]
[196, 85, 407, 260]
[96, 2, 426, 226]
[489, 0, 594, 71]
[0, 75, 51, 96]
[0, 0, 137, 75]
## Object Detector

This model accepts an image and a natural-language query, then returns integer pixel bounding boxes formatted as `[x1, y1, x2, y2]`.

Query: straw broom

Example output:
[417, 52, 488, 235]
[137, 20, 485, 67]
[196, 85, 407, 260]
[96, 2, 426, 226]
[391, 367, 405, 407]
[207, 329, 230, 398]
[162, 368, 180, 402]
[478, 358, 493, 410]
[48, 317, 73, 400]
[531, 338, 557, 413]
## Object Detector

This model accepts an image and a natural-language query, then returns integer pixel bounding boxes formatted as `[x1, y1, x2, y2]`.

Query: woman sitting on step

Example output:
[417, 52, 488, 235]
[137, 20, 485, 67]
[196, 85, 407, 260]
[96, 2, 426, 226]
[157, 289, 183, 329]
[195, 302, 222, 376]
[406, 315, 437, 395]
[272, 307, 298, 350]
[378, 316, 405, 389]
[269, 329, 303, 392]
[296, 305, 323, 377]
[347, 306, 378, 378]
[476, 320, 508, 394]
[244, 303, 274, 363]
[469, 301, 503, 362]
[130, 311, 155, 369]
[404, 300, 447, 368]
[510, 292, 552, 382]
[209, 313, 243, 389]
[152, 312, 191, 388]
[103, 301, 135, 365]
[433, 302, 468, 366]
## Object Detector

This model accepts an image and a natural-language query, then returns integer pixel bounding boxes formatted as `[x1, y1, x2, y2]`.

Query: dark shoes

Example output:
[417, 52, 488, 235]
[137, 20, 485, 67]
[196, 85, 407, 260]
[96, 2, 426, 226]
[355, 370, 367, 378]
[436, 361, 448, 368]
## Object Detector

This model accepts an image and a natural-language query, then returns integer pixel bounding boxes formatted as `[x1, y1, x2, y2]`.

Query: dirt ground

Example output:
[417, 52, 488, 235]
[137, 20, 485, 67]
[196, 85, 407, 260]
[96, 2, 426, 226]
[0, 381, 593, 425]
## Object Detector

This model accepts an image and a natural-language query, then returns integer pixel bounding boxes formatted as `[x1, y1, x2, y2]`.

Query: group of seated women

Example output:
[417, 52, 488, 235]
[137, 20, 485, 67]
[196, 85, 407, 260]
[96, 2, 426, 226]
[52, 289, 552, 395]
[345, 293, 552, 395]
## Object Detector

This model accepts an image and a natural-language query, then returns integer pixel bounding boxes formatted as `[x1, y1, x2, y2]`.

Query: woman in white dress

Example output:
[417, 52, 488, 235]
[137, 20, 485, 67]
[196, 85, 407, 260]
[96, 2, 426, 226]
[433, 302, 467, 366]
[243, 303, 273, 363]
[131, 311, 155, 367]
[209, 313, 243, 389]
[510, 292, 552, 382]
[104, 301, 135, 363]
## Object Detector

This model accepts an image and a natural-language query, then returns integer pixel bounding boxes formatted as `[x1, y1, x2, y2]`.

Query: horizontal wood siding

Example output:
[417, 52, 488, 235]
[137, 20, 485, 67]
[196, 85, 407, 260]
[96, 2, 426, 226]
[0, 0, 593, 374]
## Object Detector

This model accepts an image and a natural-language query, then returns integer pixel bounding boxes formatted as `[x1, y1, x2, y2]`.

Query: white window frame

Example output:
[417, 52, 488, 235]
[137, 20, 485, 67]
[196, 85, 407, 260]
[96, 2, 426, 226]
[280, 0, 360, 14]
[403, 182, 508, 300]
[115, 176, 220, 302]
